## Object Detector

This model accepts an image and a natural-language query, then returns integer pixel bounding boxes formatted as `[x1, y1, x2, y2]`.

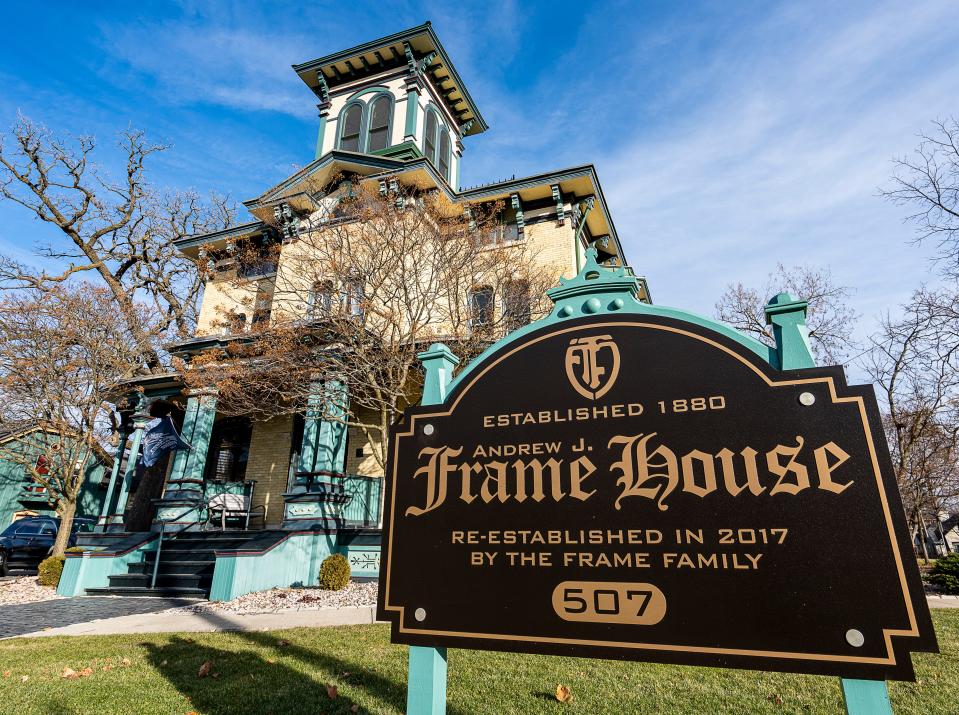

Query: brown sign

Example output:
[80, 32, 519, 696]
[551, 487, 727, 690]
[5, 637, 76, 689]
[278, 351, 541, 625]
[377, 316, 937, 680]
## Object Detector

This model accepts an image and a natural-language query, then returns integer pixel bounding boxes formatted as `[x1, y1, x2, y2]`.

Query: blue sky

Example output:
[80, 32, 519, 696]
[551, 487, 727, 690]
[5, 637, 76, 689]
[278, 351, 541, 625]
[1, 0, 957, 353]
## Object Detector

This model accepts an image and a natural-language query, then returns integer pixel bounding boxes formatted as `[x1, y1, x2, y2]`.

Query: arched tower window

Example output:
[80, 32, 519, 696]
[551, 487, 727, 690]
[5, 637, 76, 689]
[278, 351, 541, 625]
[424, 110, 438, 165]
[438, 130, 451, 181]
[367, 95, 392, 152]
[339, 103, 363, 152]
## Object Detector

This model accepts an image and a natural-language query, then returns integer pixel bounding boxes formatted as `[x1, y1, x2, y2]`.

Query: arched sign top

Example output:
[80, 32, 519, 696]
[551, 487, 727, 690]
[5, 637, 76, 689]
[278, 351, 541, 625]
[446, 249, 779, 399]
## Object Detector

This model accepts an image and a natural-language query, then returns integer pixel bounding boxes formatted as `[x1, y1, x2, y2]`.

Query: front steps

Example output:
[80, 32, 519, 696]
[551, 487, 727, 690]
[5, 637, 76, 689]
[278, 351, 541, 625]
[85, 531, 261, 598]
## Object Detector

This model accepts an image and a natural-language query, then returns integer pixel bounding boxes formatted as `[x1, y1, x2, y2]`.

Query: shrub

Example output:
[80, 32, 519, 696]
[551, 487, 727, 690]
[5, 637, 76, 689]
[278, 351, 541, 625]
[319, 553, 351, 591]
[36, 548, 84, 587]
[930, 553, 959, 595]
[37, 556, 65, 587]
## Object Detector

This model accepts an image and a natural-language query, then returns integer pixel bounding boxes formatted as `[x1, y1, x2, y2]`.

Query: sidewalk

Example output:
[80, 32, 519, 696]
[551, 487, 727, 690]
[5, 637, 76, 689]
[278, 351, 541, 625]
[928, 594, 959, 609]
[10, 596, 957, 639]
[14, 605, 378, 638]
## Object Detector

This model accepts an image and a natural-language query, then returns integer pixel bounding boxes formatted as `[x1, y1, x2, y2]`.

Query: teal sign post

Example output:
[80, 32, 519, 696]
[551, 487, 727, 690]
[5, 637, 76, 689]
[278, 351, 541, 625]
[382, 249, 936, 714]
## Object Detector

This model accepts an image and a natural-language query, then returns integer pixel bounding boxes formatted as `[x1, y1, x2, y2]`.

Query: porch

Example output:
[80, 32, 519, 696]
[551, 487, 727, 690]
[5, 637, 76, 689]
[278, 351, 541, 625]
[60, 379, 384, 600]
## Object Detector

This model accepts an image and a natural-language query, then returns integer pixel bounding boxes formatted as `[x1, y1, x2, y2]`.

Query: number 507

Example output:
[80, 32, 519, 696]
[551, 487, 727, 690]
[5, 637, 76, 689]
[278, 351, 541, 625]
[551, 581, 667, 625]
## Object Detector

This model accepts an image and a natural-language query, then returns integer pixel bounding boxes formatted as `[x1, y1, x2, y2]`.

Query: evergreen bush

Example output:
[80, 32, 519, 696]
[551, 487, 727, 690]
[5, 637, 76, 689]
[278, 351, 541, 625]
[37, 556, 65, 587]
[37, 548, 84, 587]
[930, 553, 959, 594]
[319, 553, 351, 591]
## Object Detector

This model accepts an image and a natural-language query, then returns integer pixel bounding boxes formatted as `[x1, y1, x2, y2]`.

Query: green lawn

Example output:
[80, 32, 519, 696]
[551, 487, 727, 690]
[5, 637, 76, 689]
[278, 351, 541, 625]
[0, 611, 956, 715]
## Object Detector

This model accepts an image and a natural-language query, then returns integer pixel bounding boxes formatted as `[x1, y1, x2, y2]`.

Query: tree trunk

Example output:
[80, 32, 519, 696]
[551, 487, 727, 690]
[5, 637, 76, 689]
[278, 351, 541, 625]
[917, 510, 931, 564]
[125, 460, 169, 532]
[51, 499, 77, 557]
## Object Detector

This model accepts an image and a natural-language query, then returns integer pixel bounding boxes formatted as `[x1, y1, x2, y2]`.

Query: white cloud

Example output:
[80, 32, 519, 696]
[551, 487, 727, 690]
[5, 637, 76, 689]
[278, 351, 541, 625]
[594, 1, 958, 343]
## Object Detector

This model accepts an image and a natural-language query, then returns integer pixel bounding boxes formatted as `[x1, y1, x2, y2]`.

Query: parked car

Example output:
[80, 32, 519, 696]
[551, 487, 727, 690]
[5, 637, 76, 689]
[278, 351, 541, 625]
[0, 516, 95, 575]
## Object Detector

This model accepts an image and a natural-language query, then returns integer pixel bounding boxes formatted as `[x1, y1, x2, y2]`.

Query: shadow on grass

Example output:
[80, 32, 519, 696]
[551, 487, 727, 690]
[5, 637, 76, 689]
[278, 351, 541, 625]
[143, 609, 470, 715]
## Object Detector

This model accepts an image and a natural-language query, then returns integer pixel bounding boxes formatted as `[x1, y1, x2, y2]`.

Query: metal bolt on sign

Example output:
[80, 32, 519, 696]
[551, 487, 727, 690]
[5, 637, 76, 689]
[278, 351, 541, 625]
[846, 629, 865, 648]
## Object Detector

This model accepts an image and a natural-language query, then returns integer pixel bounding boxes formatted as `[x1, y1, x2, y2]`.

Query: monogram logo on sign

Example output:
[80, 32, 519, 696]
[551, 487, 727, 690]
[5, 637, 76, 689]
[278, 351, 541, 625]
[564, 335, 621, 400]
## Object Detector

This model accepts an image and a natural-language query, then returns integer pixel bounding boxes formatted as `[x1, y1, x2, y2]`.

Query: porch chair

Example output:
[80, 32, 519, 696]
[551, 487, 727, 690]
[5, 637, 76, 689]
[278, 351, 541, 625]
[205, 492, 266, 530]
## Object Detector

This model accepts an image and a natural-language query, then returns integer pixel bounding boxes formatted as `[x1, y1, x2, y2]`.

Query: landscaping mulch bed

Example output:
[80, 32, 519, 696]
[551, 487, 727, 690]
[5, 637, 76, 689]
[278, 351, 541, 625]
[161, 581, 377, 615]
[0, 576, 63, 607]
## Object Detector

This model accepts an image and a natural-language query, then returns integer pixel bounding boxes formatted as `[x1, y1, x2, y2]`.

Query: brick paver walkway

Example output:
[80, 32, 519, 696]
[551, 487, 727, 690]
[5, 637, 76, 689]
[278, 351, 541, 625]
[0, 597, 200, 638]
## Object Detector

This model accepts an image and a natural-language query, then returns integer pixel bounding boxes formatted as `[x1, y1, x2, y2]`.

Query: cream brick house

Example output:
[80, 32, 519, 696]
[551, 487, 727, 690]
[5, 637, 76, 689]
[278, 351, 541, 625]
[62, 23, 650, 600]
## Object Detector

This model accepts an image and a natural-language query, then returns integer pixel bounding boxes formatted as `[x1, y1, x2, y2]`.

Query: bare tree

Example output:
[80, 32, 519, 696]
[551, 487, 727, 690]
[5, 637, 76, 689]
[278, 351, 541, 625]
[715, 264, 859, 364]
[0, 285, 147, 555]
[882, 117, 959, 274]
[866, 287, 959, 561]
[180, 179, 558, 475]
[0, 116, 235, 372]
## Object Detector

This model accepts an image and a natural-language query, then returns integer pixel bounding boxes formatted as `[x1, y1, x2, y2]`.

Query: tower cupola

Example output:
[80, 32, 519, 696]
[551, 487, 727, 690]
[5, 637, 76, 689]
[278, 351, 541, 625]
[293, 22, 487, 190]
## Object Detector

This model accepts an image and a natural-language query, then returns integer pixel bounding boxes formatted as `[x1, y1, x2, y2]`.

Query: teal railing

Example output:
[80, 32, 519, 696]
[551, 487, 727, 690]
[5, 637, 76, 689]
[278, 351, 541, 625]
[341, 474, 382, 527]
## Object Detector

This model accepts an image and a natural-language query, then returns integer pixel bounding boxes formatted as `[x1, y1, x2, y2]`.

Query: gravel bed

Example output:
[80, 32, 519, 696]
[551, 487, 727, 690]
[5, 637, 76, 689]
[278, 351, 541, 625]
[0, 576, 64, 606]
[163, 581, 378, 615]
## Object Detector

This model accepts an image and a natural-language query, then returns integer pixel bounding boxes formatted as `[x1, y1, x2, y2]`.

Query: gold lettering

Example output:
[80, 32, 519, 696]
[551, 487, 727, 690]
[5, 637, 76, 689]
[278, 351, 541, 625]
[513, 458, 563, 503]
[767, 436, 810, 495]
[815, 441, 853, 493]
[717, 447, 765, 496]
[480, 461, 509, 503]
[609, 433, 679, 511]
[681, 449, 717, 497]
[405, 446, 461, 517]
[569, 455, 597, 501]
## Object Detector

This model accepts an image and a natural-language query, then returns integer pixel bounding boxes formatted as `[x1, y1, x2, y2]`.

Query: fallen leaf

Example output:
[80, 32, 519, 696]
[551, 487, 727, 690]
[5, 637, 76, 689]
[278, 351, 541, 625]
[326, 684, 338, 699]
[120, 658, 131, 667]
[61, 667, 79, 680]
[197, 661, 213, 679]
[555, 684, 572, 703]
[2, 671, 9, 678]
[278, 639, 291, 647]
[78, 667, 94, 677]
[101, 666, 113, 672]
[266, 658, 276, 664]
[161, 660, 168, 666]
[351, 706, 359, 713]
[212, 672, 221, 680]
[20, 675, 28, 683]
[767, 694, 783, 705]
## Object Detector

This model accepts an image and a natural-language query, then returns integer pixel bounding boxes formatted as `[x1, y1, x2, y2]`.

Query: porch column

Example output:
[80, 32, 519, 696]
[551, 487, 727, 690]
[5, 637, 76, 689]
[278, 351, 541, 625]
[284, 380, 350, 529]
[299, 380, 349, 475]
[153, 390, 217, 530]
[167, 393, 200, 484]
[181, 390, 218, 484]
[109, 411, 151, 530]
[96, 426, 128, 532]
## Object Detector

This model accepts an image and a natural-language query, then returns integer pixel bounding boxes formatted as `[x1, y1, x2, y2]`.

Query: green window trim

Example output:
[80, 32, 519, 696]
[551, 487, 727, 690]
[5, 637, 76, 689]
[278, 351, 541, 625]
[423, 103, 453, 183]
[335, 88, 396, 155]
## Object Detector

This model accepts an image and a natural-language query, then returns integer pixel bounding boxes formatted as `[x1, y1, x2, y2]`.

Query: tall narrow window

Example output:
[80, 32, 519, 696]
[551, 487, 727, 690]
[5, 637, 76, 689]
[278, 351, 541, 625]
[503, 280, 531, 332]
[340, 104, 362, 152]
[368, 95, 391, 152]
[344, 277, 366, 319]
[308, 280, 334, 319]
[251, 285, 272, 327]
[424, 110, 437, 164]
[469, 286, 494, 329]
[438, 130, 451, 180]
